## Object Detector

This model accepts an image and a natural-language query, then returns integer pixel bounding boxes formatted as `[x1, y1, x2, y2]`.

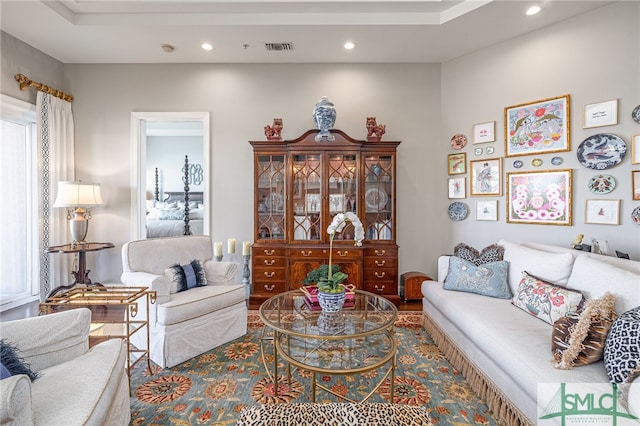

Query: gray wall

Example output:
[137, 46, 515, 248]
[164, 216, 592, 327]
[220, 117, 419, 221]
[1, 1, 639, 286]
[441, 1, 640, 260]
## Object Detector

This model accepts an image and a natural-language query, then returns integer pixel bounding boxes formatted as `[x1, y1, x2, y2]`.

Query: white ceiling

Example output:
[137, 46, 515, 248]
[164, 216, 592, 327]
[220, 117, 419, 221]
[0, 1, 611, 64]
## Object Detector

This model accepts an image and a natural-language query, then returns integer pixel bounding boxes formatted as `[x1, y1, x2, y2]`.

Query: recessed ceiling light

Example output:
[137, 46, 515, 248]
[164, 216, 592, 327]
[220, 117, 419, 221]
[202, 43, 213, 51]
[526, 6, 541, 16]
[344, 41, 356, 50]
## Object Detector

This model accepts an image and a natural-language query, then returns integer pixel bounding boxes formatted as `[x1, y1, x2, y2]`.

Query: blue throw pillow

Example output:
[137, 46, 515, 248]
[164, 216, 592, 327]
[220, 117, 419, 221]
[166, 259, 207, 293]
[444, 256, 511, 299]
[0, 339, 39, 381]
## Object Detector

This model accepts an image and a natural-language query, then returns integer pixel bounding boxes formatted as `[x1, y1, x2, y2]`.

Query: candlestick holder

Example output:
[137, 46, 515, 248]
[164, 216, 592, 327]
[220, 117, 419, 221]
[242, 254, 251, 299]
[215, 255, 223, 262]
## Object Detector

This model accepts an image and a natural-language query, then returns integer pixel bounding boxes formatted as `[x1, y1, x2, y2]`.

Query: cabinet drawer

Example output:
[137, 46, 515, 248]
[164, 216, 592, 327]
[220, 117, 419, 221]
[254, 256, 286, 267]
[364, 247, 398, 258]
[255, 247, 286, 257]
[364, 281, 398, 295]
[363, 257, 398, 269]
[253, 267, 286, 282]
[364, 269, 397, 282]
[253, 281, 287, 294]
[287, 248, 328, 258]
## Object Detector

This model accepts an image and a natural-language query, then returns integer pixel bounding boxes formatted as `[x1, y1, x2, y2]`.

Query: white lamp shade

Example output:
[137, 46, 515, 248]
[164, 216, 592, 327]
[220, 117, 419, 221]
[53, 181, 104, 208]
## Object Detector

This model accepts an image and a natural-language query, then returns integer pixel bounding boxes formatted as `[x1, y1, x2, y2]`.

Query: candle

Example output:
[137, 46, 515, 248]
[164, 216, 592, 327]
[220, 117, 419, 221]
[214, 242, 223, 257]
[242, 241, 251, 256]
[227, 238, 236, 254]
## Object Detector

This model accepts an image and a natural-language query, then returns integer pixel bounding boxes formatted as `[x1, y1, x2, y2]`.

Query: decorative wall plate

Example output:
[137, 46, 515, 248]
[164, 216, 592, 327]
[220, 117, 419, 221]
[588, 174, 616, 194]
[513, 160, 523, 168]
[451, 134, 468, 150]
[365, 187, 388, 211]
[448, 202, 468, 221]
[531, 158, 543, 167]
[632, 206, 640, 224]
[633, 105, 640, 124]
[576, 133, 627, 170]
[551, 156, 563, 165]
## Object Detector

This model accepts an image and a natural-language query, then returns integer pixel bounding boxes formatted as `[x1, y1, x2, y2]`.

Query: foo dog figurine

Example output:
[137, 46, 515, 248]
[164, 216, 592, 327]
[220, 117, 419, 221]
[264, 118, 283, 141]
[366, 117, 386, 141]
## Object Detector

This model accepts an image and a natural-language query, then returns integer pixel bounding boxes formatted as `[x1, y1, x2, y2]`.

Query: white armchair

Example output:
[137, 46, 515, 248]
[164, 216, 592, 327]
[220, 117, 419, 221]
[121, 235, 247, 368]
[0, 308, 130, 425]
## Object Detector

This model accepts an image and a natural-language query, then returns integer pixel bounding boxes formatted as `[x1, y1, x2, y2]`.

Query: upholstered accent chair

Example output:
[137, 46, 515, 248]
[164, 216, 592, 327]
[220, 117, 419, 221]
[121, 235, 247, 368]
[0, 308, 130, 425]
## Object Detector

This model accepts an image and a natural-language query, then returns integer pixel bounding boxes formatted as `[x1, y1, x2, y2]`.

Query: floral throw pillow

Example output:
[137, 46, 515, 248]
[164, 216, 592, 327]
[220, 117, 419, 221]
[512, 271, 583, 325]
[454, 243, 504, 266]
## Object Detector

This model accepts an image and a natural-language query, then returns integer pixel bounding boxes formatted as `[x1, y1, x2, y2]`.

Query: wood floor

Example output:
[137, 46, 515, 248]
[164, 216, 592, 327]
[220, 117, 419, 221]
[1, 298, 422, 322]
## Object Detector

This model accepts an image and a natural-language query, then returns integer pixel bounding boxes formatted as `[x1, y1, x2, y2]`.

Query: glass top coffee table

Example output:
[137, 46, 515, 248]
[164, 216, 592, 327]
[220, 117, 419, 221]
[259, 289, 398, 402]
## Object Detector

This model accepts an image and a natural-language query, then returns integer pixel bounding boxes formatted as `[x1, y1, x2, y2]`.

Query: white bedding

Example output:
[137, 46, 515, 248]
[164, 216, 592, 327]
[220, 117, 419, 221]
[146, 219, 204, 238]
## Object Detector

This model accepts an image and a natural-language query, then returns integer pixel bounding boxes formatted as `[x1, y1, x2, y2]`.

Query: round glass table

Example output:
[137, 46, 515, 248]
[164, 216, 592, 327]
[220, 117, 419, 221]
[259, 289, 398, 402]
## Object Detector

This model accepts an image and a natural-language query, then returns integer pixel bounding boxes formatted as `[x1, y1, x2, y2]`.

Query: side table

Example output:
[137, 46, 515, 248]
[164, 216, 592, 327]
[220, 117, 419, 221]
[47, 242, 114, 297]
[400, 271, 433, 302]
[39, 286, 156, 393]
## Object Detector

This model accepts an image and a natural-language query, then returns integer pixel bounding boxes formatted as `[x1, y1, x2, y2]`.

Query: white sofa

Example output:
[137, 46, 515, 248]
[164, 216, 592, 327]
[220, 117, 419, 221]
[0, 308, 130, 425]
[121, 235, 248, 368]
[421, 240, 640, 426]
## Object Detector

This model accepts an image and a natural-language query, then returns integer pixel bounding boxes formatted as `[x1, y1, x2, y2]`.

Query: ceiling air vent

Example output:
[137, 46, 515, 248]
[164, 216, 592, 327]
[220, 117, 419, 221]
[265, 42, 293, 51]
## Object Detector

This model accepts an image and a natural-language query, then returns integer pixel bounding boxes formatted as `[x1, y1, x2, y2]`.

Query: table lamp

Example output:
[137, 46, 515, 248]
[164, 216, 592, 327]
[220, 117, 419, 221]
[53, 181, 104, 242]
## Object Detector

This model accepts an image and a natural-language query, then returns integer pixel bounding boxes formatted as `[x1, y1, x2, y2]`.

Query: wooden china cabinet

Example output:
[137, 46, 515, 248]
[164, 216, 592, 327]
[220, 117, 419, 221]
[250, 129, 400, 305]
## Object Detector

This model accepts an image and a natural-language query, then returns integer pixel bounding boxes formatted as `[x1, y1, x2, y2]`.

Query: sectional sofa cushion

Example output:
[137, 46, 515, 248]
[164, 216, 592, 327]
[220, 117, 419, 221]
[499, 240, 574, 295]
[444, 256, 511, 299]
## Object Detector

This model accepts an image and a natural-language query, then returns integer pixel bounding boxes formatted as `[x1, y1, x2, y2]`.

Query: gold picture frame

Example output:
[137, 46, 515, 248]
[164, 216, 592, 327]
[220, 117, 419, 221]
[506, 169, 572, 225]
[470, 158, 501, 196]
[447, 152, 466, 175]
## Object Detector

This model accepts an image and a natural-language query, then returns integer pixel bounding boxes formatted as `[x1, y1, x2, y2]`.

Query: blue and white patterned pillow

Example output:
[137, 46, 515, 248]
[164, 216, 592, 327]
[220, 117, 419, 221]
[444, 256, 511, 299]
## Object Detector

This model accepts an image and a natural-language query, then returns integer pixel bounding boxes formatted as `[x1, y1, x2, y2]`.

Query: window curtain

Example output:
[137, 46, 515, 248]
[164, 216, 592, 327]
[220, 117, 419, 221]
[37, 92, 74, 299]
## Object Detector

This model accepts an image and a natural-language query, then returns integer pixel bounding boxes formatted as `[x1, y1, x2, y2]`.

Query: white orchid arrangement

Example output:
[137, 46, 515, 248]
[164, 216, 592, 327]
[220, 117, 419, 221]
[322, 212, 365, 292]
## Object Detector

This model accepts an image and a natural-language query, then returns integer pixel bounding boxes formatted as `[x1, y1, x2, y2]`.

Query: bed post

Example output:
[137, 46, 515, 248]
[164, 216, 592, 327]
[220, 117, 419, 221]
[182, 155, 192, 235]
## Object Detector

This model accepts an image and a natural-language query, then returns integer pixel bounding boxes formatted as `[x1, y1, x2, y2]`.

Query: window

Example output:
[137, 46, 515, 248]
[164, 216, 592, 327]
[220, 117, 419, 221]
[0, 95, 39, 311]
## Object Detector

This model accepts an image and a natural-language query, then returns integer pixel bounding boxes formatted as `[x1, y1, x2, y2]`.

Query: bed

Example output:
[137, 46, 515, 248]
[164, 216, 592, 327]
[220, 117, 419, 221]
[146, 156, 205, 238]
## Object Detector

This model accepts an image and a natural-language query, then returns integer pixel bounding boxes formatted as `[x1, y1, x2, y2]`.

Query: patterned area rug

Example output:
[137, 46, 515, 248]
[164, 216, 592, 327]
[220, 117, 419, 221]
[129, 311, 496, 425]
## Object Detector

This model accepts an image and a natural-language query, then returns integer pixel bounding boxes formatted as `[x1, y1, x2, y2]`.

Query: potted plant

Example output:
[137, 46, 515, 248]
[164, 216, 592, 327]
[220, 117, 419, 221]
[303, 212, 364, 311]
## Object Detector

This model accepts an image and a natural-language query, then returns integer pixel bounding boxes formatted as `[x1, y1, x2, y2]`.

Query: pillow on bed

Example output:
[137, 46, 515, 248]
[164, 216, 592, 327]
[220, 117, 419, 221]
[443, 256, 511, 299]
[165, 259, 207, 293]
[512, 271, 583, 325]
[158, 209, 185, 220]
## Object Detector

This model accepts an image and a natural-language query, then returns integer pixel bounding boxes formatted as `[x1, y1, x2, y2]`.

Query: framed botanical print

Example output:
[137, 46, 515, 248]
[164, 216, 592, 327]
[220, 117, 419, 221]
[506, 169, 572, 225]
[504, 94, 570, 157]
[585, 199, 620, 225]
[469, 158, 501, 196]
[448, 177, 466, 199]
[632, 134, 640, 165]
[448, 153, 466, 175]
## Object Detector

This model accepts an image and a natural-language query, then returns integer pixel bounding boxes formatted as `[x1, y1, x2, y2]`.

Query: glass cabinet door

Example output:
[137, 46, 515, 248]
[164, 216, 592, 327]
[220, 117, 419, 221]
[327, 153, 359, 241]
[256, 155, 286, 241]
[291, 153, 322, 241]
[364, 155, 393, 241]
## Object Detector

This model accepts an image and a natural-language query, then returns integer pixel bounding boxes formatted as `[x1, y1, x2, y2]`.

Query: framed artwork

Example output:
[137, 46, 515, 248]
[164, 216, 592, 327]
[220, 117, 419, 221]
[504, 94, 570, 157]
[476, 200, 498, 221]
[329, 193, 344, 212]
[447, 153, 466, 175]
[470, 158, 501, 196]
[448, 177, 466, 199]
[633, 170, 640, 201]
[583, 99, 618, 129]
[585, 199, 620, 225]
[506, 169, 572, 225]
[305, 193, 320, 213]
[632, 134, 640, 165]
[473, 121, 495, 144]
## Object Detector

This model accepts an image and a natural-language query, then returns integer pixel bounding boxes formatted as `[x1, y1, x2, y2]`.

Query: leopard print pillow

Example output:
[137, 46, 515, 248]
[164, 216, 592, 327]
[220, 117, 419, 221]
[237, 403, 432, 426]
[454, 243, 504, 265]
[604, 306, 640, 384]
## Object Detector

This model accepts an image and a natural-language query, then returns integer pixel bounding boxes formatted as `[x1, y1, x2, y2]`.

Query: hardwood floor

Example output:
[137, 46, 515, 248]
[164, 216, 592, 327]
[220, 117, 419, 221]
[1, 298, 423, 321]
